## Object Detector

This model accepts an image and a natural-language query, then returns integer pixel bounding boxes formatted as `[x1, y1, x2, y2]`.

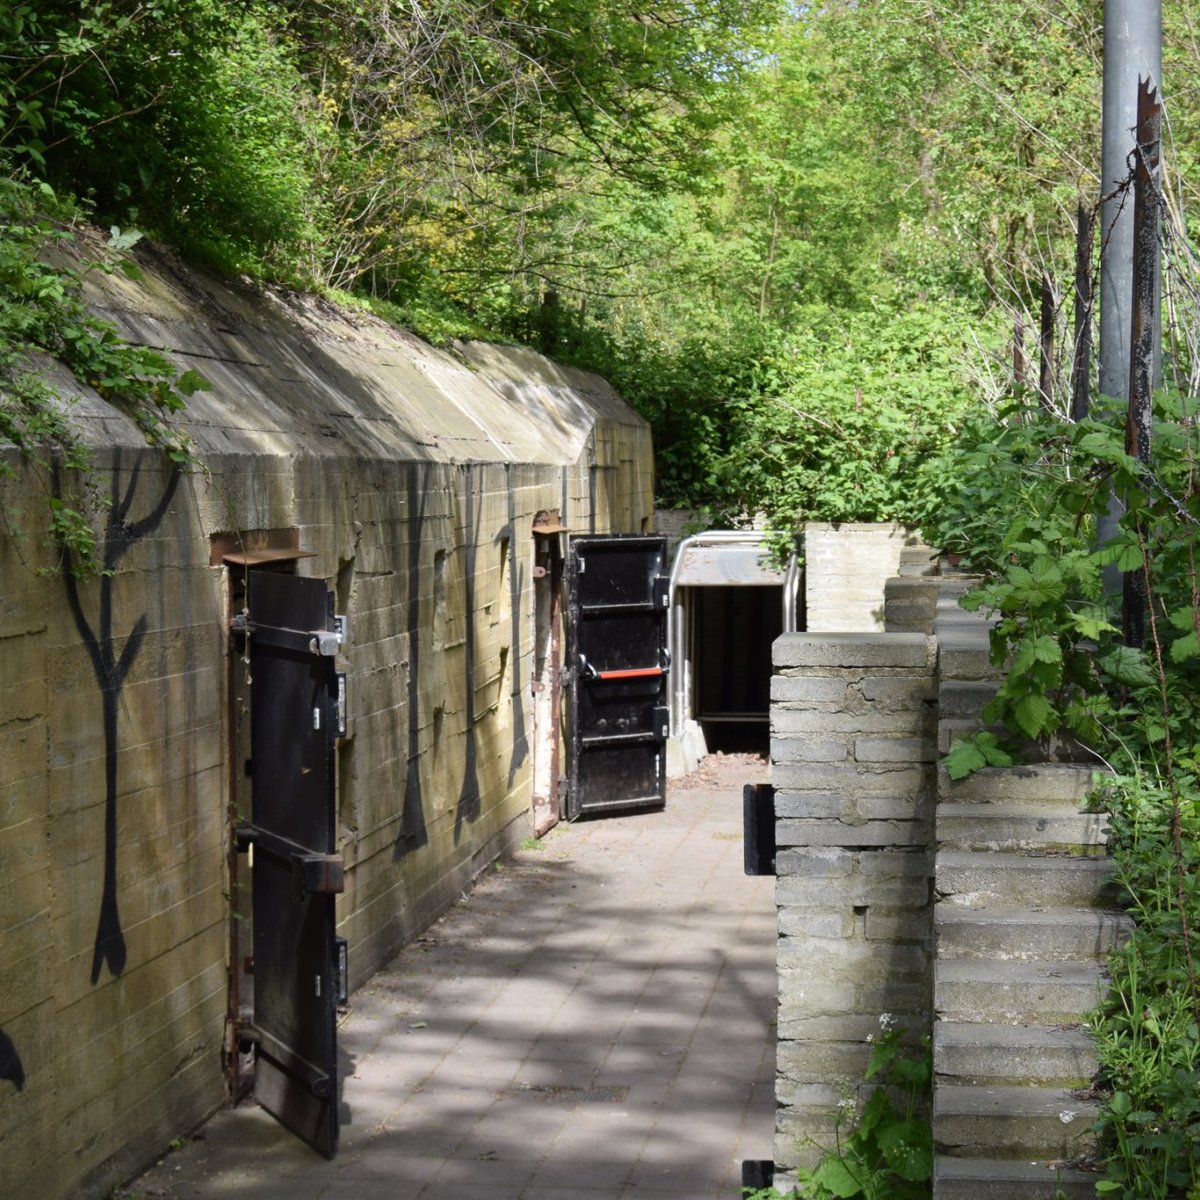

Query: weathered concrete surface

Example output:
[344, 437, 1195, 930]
[0, 235, 654, 1199]
[933, 1085, 1100, 1160]
[771, 632, 937, 1177]
[934, 1022, 1097, 1088]
[804, 524, 918, 633]
[935, 960, 1107, 1025]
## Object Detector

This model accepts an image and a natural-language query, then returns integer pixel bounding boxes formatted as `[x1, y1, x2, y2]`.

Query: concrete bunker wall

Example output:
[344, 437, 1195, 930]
[0, 244, 653, 1198]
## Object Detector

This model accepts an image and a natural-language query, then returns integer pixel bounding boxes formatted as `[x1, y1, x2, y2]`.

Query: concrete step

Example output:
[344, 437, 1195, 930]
[937, 721, 1095, 762]
[939, 764, 1102, 806]
[935, 904, 1132, 962]
[938, 634, 1004, 683]
[885, 579, 938, 632]
[898, 543, 939, 576]
[934, 1021, 1098, 1088]
[935, 959, 1107, 1025]
[939, 680, 999, 720]
[934, 1084, 1100, 1161]
[934, 1155, 1100, 1199]
[937, 803, 1106, 854]
[936, 573, 982, 597]
[936, 851, 1115, 908]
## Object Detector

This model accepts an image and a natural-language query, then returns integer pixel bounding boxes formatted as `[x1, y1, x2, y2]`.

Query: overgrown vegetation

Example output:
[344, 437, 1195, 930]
[923, 158, 1200, 1190]
[743, 1020, 932, 1200]
[17, 2, 1200, 542]
[0, 5, 210, 570]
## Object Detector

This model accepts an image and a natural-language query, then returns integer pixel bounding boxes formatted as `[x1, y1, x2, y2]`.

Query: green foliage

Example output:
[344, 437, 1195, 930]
[763, 1022, 934, 1200]
[719, 303, 995, 530]
[1088, 774, 1200, 1199]
[925, 386, 1200, 1196]
[0, 175, 200, 572]
[944, 731, 1014, 780]
[922, 393, 1200, 769]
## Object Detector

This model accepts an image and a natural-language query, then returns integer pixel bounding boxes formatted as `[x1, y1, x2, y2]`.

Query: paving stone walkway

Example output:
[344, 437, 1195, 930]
[120, 754, 776, 1200]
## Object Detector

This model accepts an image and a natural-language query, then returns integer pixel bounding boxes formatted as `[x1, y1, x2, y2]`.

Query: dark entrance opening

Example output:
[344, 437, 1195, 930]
[693, 585, 781, 755]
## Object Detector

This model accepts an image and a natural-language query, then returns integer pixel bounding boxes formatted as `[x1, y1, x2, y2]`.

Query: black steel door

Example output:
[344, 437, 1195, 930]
[566, 535, 670, 819]
[241, 571, 345, 1158]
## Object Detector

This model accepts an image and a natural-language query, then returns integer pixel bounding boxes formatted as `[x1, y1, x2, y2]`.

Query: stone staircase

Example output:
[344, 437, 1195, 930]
[929, 580, 1133, 1199]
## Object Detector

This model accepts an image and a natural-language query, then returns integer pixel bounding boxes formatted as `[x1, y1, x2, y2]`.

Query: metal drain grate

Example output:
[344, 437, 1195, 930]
[501, 1084, 629, 1103]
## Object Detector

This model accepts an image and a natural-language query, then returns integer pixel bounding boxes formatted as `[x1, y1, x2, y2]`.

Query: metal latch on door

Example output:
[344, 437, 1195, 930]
[235, 825, 346, 898]
[231, 615, 348, 658]
[578, 646, 671, 682]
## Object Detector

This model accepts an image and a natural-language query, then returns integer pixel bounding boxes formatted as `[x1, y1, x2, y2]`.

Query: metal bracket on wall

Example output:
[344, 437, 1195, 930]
[743, 783, 776, 876]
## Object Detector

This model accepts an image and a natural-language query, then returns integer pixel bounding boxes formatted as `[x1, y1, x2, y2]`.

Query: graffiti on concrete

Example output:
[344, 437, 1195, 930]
[504, 468, 527, 787]
[0, 1028, 24, 1091]
[60, 457, 181, 983]
[455, 464, 481, 840]
[395, 465, 430, 858]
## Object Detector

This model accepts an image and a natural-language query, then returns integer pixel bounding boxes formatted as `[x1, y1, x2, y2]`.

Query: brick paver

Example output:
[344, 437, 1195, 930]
[119, 754, 776, 1200]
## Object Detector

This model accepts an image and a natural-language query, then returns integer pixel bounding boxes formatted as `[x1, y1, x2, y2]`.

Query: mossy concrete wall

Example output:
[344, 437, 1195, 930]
[0, 241, 653, 1198]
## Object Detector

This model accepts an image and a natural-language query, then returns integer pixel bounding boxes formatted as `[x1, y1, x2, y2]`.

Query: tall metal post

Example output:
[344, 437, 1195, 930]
[1071, 204, 1094, 422]
[1097, 0, 1161, 574]
[1122, 80, 1162, 649]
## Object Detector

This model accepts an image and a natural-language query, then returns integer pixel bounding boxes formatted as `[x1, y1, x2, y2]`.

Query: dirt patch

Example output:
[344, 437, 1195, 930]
[672, 750, 767, 791]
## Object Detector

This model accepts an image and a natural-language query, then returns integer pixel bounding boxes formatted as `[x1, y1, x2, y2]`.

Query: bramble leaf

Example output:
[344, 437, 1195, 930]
[1099, 645, 1157, 689]
[945, 739, 987, 779]
[1013, 692, 1055, 739]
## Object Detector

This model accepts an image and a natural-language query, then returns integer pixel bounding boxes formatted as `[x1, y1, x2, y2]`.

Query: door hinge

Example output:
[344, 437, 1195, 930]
[335, 672, 347, 737]
[309, 630, 340, 656]
[295, 853, 345, 897]
[335, 937, 349, 1006]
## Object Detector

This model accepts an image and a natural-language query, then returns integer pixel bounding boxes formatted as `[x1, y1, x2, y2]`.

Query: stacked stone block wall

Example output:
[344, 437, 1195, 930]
[772, 632, 938, 1178]
[804, 524, 910, 633]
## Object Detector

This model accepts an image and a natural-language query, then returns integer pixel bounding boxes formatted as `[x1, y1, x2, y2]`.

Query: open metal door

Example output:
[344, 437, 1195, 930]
[238, 571, 346, 1158]
[566, 535, 670, 819]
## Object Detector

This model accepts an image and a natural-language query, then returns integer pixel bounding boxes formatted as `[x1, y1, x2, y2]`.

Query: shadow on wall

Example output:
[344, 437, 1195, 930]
[0, 1028, 24, 1091]
[454, 463, 481, 841]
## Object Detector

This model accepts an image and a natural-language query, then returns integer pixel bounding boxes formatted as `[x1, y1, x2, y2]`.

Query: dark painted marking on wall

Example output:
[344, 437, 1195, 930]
[59, 457, 181, 983]
[395, 464, 430, 859]
[504, 467, 527, 787]
[0, 1028, 24, 1091]
[455, 464, 481, 840]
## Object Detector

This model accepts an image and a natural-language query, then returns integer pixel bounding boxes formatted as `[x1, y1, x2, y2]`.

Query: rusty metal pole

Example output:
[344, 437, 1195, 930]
[1039, 273, 1056, 412]
[1122, 79, 1162, 649]
[1071, 204, 1094, 422]
[1098, 0, 1161, 590]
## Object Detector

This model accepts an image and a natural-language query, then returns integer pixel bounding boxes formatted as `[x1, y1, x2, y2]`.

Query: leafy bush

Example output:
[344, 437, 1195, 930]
[743, 1021, 933, 1200]
[0, 176, 201, 572]
[1089, 774, 1200, 1199]
[721, 302, 996, 530]
[927, 393, 1200, 776]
